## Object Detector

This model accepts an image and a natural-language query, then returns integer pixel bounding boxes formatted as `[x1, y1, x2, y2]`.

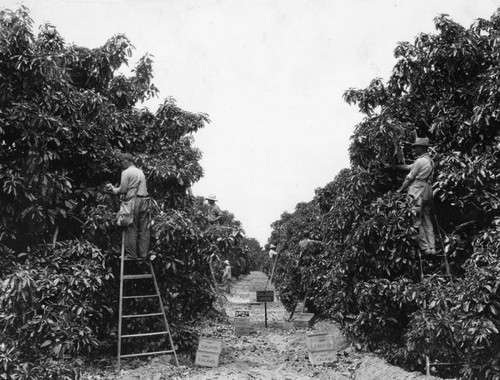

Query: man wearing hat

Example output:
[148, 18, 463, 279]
[206, 194, 222, 224]
[106, 153, 151, 260]
[268, 244, 278, 259]
[392, 137, 436, 255]
[222, 260, 232, 293]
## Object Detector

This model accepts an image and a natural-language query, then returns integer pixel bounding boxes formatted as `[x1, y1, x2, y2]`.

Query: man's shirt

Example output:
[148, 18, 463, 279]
[406, 153, 434, 182]
[209, 204, 222, 220]
[223, 266, 232, 279]
[119, 165, 148, 198]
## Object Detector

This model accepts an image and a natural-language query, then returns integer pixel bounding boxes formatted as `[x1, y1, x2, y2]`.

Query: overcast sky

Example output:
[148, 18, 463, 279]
[3, 0, 498, 245]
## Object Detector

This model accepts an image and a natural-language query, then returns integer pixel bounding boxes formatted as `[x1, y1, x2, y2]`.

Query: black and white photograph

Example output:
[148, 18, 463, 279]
[1, 1, 499, 379]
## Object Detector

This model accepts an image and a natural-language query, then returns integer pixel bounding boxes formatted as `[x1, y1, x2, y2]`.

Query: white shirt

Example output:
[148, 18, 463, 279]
[116, 165, 148, 198]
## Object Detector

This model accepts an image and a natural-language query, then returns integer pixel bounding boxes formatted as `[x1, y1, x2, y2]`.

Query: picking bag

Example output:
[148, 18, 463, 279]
[116, 197, 135, 227]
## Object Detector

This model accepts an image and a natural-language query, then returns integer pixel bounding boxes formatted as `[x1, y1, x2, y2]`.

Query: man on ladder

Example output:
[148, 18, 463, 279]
[106, 153, 151, 260]
[390, 137, 436, 255]
[107, 153, 178, 370]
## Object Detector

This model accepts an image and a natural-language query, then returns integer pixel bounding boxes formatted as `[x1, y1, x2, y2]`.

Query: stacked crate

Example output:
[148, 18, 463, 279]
[306, 332, 336, 365]
[234, 310, 251, 336]
[293, 312, 316, 329]
[195, 337, 223, 367]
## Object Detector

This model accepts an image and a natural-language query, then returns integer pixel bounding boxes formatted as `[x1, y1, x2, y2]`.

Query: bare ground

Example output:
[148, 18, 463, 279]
[82, 271, 440, 380]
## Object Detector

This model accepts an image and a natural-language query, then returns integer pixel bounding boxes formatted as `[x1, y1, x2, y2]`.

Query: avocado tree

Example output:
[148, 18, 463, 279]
[270, 10, 500, 379]
[0, 6, 253, 378]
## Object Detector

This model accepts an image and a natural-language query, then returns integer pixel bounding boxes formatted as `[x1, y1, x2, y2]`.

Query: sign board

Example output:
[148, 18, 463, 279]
[197, 337, 223, 354]
[195, 350, 220, 367]
[306, 333, 335, 352]
[256, 290, 274, 302]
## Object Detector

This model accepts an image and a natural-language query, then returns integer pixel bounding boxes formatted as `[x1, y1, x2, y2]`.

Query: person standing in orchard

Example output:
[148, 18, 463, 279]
[106, 153, 151, 260]
[391, 137, 436, 255]
[268, 244, 278, 259]
[222, 260, 232, 293]
[206, 194, 222, 225]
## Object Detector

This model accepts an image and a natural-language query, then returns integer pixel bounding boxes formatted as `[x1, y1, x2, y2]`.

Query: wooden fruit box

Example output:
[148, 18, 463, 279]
[233, 317, 251, 326]
[195, 350, 220, 367]
[293, 313, 316, 329]
[306, 332, 335, 352]
[234, 326, 252, 336]
[235, 310, 250, 318]
[308, 349, 336, 365]
[197, 337, 223, 354]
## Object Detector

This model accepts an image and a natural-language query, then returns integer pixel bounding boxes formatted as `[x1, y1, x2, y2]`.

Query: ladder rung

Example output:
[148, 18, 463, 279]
[122, 312, 163, 319]
[120, 349, 175, 358]
[123, 274, 153, 280]
[122, 294, 158, 299]
[121, 331, 169, 339]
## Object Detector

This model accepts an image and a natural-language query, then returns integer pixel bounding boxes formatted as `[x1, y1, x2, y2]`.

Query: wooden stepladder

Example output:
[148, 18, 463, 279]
[117, 232, 179, 371]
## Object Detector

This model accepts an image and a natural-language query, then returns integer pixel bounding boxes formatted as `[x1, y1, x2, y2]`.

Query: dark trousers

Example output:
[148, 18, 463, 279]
[124, 197, 150, 259]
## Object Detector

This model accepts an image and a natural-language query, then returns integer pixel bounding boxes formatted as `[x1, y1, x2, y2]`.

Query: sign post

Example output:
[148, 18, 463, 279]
[256, 290, 274, 328]
[264, 301, 267, 328]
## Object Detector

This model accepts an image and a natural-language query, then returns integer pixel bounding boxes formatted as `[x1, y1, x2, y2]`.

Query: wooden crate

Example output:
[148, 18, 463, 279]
[233, 317, 251, 326]
[293, 313, 316, 329]
[306, 333, 335, 352]
[295, 302, 306, 313]
[308, 349, 336, 365]
[234, 326, 252, 336]
[249, 292, 257, 302]
[195, 350, 220, 367]
[197, 337, 223, 354]
[235, 310, 250, 318]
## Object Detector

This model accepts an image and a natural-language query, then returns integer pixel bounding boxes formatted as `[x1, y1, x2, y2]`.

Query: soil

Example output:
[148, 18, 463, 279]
[82, 271, 441, 380]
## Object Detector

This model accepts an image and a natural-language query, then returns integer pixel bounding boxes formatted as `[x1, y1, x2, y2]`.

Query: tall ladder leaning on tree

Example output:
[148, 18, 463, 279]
[419, 199, 455, 376]
[397, 142, 455, 375]
[117, 231, 179, 371]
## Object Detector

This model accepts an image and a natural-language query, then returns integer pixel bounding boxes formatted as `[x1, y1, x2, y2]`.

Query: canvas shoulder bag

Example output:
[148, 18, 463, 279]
[116, 181, 139, 227]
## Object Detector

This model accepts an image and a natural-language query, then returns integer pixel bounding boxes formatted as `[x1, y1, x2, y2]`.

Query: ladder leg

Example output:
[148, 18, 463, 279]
[117, 231, 125, 372]
[149, 261, 179, 366]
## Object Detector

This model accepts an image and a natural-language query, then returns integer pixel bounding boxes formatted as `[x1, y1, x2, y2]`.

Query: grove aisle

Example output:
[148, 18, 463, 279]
[84, 271, 441, 380]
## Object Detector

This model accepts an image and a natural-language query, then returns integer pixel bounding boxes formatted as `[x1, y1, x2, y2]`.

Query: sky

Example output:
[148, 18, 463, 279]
[3, 0, 498, 246]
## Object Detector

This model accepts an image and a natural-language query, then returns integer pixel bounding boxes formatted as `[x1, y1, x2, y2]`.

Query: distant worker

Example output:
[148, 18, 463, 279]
[106, 153, 151, 260]
[206, 194, 222, 224]
[391, 137, 436, 255]
[222, 260, 232, 293]
[268, 244, 278, 259]
[298, 237, 323, 251]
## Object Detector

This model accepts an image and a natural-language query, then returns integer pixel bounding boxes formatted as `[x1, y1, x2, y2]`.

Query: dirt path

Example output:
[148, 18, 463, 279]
[83, 271, 440, 380]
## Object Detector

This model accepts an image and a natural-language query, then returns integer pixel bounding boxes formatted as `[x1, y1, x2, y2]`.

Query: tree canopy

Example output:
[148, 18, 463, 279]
[269, 11, 500, 380]
[0, 7, 258, 378]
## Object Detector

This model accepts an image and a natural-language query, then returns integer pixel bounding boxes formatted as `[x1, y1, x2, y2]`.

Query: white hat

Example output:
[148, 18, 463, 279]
[206, 194, 218, 201]
[223, 260, 230, 265]
[412, 137, 431, 147]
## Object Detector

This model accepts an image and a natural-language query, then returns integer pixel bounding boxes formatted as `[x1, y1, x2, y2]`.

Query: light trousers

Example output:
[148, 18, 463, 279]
[124, 197, 150, 259]
[413, 201, 435, 253]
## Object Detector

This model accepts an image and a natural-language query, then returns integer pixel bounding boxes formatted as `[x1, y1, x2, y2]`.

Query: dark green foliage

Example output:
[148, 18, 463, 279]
[0, 6, 256, 379]
[0, 240, 110, 379]
[241, 237, 265, 272]
[270, 10, 500, 379]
